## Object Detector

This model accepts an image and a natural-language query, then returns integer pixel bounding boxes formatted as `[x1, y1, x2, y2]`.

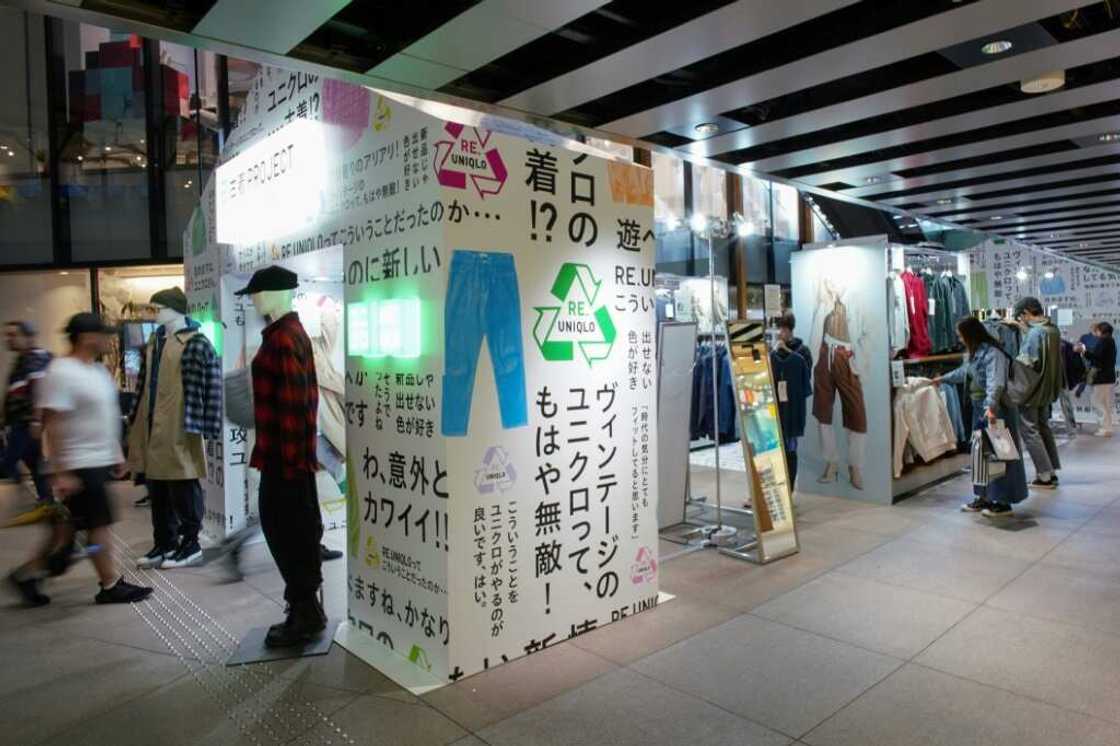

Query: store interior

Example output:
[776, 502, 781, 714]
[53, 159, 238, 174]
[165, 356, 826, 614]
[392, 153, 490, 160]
[2, 4, 1120, 741]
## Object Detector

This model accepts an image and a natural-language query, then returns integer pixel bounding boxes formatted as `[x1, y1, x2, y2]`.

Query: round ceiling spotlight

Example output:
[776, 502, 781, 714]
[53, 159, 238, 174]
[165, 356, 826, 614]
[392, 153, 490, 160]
[1021, 70, 1065, 94]
[694, 122, 720, 136]
[981, 40, 1013, 55]
[936, 198, 953, 205]
[864, 175, 883, 184]
[1099, 132, 1120, 143]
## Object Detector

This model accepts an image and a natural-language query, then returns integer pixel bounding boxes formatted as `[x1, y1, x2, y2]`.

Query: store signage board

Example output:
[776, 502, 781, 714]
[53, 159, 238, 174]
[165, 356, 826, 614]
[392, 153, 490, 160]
[726, 321, 798, 563]
[763, 284, 782, 319]
[214, 118, 327, 245]
[188, 67, 660, 686]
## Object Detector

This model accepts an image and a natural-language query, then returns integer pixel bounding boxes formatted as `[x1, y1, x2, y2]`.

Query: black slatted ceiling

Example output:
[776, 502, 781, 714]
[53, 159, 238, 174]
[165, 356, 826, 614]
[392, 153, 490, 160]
[959, 200, 1120, 223]
[81, 0, 220, 32]
[718, 53, 1120, 166]
[437, 1, 739, 104]
[868, 153, 1120, 200]
[774, 98, 1120, 180]
[289, 1, 480, 72]
[931, 187, 1120, 218]
[553, 0, 976, 129]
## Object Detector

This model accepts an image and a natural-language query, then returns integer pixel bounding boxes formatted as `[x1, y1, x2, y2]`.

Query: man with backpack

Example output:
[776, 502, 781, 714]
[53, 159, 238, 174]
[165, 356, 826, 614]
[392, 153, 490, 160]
[1013, 297, 1064, 489]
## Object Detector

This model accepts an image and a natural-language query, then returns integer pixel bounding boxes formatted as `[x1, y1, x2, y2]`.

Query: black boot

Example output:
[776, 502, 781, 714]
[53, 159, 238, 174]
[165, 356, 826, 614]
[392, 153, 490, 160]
[264, 598, 326, 648]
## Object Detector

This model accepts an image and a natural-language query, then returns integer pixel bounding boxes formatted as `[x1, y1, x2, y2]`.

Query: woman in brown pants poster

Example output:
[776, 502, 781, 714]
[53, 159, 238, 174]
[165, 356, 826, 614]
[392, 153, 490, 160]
[809, 276, 868, 490]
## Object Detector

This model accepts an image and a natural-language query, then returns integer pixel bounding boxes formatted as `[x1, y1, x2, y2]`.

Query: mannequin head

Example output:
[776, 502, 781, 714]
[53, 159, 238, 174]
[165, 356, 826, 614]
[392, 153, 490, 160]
[155, 305, 186, 329]
[250, 289, 294, 322]
[149, 287, 189, 331]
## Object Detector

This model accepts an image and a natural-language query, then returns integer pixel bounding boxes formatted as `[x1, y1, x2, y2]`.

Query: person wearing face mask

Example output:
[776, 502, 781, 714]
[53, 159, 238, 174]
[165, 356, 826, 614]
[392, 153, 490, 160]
[236, 266, 325, 648]
[128, 287, 222, 570]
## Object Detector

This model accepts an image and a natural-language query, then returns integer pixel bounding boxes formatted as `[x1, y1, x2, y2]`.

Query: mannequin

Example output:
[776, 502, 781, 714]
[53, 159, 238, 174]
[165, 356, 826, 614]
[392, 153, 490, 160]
[236, 266, 325, 648]
[130, 287, 221, 570]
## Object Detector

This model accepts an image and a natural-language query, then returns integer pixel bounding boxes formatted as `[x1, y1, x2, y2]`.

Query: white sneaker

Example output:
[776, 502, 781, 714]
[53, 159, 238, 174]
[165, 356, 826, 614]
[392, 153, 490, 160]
[137, 547, 173, 569]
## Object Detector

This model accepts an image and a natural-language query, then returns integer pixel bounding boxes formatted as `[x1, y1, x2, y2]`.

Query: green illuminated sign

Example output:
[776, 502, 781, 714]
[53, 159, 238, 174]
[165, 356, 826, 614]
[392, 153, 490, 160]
[346, 297, 420, 359]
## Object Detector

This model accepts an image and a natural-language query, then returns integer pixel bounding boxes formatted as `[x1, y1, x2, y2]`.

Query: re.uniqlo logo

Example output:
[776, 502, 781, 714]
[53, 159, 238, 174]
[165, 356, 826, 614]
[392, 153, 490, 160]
[433, 122, 507, 198]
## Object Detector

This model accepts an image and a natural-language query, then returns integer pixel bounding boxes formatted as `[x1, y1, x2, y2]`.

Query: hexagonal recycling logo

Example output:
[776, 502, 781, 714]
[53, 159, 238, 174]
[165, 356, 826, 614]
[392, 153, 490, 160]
[533, 263, 617, 366]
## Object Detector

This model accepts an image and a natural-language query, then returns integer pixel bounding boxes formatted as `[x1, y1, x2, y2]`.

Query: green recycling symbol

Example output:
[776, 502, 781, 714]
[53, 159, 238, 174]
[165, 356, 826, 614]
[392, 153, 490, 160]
[533, 262, 617, 366]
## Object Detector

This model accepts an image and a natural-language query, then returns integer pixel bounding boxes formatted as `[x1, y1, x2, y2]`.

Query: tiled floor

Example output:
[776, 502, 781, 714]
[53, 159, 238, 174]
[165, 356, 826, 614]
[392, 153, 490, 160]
[3, 432, 1120, 745]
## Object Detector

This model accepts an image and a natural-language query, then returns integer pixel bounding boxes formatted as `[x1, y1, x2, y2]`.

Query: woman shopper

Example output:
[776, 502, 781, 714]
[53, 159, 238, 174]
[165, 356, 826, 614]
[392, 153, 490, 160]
[1076, 321, 1116, 437]
[932, 317, 1028, 519]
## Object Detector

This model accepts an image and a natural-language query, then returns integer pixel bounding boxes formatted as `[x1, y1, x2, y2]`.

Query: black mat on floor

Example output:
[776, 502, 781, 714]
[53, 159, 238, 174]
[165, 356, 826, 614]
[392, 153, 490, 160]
[226, 619, 340, 665]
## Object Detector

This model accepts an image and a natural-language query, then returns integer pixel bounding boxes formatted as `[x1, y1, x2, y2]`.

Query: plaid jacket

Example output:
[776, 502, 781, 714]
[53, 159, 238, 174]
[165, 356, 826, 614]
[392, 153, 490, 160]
[130, 321, 223, 439]
[251, 312, 319, 477]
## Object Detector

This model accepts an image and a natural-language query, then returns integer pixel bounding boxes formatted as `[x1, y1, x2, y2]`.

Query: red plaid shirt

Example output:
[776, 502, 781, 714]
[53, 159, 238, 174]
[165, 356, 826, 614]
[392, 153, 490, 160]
[251, 312, 319, 477]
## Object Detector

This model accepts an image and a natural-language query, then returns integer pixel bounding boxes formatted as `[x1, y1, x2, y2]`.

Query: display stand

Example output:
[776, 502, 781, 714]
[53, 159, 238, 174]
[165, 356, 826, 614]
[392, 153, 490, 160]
[792, 237, 970, 505]
[720, 321, 799, 563]
[657, 321, 700, 533]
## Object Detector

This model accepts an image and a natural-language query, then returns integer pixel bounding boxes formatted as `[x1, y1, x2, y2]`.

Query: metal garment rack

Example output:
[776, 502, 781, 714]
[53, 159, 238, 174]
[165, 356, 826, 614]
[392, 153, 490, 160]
[658, 217, 750, 560]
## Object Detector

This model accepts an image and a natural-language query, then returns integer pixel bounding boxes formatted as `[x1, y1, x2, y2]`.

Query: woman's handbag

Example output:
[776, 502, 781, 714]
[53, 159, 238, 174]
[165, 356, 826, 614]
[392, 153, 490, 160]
[971, 429, 1006, 486]
[984, 419, 1021, 462]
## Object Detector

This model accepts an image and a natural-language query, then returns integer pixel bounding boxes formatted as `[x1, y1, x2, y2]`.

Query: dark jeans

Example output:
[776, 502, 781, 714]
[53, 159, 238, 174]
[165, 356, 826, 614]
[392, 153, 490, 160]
[148, 479, 204, 549]
[259, 470, 323, 605]
[4, 424, 50, 500]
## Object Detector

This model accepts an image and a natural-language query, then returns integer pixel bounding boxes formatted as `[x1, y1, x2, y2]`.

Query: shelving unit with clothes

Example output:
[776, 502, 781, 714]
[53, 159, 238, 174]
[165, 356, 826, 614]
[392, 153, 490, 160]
[793, 237, 972, 505]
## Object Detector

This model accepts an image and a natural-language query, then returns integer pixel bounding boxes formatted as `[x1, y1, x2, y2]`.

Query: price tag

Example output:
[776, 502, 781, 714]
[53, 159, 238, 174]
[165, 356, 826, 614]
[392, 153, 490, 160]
[928, 298, 936, 316]
[664, 303, 675, 319]
[777, 380, 789, 403]
[891, 360, 906, 388]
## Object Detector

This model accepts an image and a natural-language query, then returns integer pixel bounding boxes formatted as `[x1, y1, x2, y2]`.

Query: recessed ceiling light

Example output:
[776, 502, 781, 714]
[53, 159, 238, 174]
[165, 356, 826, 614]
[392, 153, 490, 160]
[76, 155, 83, 161]
[1099, 132, 1120, 143]
[864, 176, 883, 184]
[104, 146, 111, 152]
[989, 215, 1003, 221]
[694, 122, 720, 136]
[981, 40, 1013, 55]
[1021, 70, 1065, 94]
[936, 198, 953, 205]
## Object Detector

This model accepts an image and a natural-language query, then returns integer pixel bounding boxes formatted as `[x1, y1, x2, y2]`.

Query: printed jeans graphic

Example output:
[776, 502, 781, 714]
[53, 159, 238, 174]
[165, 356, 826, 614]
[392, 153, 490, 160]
[442, 250, 528, 437]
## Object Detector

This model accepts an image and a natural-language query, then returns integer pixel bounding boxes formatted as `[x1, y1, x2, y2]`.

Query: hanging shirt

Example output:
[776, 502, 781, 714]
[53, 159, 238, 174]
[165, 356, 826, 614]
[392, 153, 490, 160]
[771, 349, 811, 439]
[887, 272, 910, 357]
[892, 376, 958, 477]
[900, 271, 932, 358]
[251, 311, 319, 477]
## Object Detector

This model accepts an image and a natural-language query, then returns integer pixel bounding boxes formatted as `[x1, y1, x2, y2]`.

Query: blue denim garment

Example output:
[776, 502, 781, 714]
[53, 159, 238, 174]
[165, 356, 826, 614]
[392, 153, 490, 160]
[441, 251, 528, 437]
[972, 405, 1028, 505]
[941, 342, 1007, 411]
[938, 382, 966, 443]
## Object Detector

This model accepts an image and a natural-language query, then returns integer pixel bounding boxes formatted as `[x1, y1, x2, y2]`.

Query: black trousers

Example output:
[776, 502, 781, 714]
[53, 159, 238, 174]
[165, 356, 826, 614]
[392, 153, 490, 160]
[149, 479, 204, 549]
[259, 470, 323, 605]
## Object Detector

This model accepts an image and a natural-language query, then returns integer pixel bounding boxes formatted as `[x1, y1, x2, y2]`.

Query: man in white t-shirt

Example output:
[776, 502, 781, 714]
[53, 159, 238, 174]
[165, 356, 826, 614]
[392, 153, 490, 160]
[7, 313, 152, 606]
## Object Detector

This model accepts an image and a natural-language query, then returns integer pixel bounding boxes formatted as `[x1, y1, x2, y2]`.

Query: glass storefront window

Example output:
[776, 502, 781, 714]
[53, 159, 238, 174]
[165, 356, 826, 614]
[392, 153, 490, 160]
[691, 163, 727, 222]
[651, 150, 684, 230]
[0, 8, 52, 264]
[227, 58, 262, 133]
[59, 22, 150, 262]
[161, 42, 220, 255]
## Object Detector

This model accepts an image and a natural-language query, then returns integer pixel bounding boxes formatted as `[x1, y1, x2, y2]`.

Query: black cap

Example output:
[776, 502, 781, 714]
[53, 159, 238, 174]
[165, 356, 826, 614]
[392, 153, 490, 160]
[150, 287, 188, 315]
[64, 312, 116, 336]
[234, 265, 299, 296]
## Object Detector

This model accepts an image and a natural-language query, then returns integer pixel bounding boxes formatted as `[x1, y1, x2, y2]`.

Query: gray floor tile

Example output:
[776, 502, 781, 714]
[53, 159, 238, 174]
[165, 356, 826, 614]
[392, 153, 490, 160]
[568, 593, 740, 665]
[804, 664, 1120, 746]
[479, 668, 791, 746]
[987, 562, 1120, 636]
[423, 640, 616, 732]
[1082, 506, 1120, 537]
[291, 692, 467, 745]
[1043, 527, 1120, 576]
[916, 606, 1120, 724]
[834, 536, 1030, 603]
[632, 614, 899, 738]
[753, 572, 976, 659]
[902, 512, 1072, 562]
[0, 636, 187, 746]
